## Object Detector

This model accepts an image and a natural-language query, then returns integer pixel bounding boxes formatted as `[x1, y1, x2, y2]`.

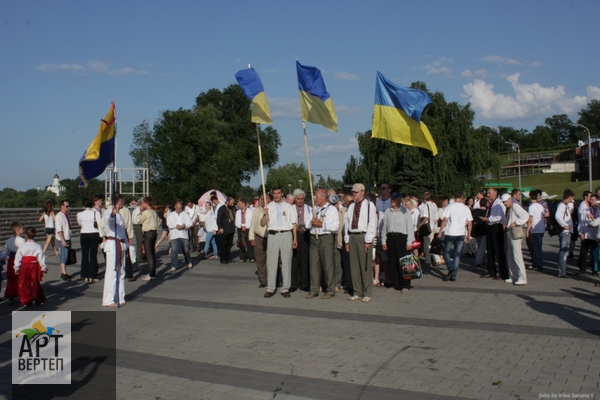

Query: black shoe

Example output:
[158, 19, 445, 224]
[220, 261, 229, 264]
[258, 283, 267, 288]
[281, 292, 291, 298]
[568, 253, 574, 259]
[264, 291, 274, 298]
[289, 288, 298, 292]
[443, 271, 452, 281]
[558, 274, 571, 279]
[127, 277, 137, 282]
[449, 277, 456, 282]
[61, 274, 72, 281]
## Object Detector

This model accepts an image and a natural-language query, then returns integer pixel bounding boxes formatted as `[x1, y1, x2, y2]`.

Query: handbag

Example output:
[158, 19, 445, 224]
[510, 225, 526, 240]
[418, 203, 432, 237]
[399, 254, 422, 280]
[66, 248, 77, 265]
[429, 236, 444, 255]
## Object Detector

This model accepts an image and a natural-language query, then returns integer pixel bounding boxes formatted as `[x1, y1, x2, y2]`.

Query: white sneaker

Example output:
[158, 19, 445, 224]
[141, 275, 151, 281]
[504, 278, 513, 283]
[348, 295, 362, 301]
[514, 280, 527, 285]
[168, 267, 176, 273]
[187, 263, 193, 269]
[361, 296, 373, 302]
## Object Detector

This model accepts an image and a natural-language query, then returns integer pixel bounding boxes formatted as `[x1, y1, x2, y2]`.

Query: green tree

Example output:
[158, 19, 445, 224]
[266, 163, 313, 195]
[577, 99, 600, 137]
[130, 85, 281, 203]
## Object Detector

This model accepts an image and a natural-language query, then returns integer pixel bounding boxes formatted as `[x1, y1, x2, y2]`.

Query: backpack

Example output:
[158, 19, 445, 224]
[547, 205, 566, 237]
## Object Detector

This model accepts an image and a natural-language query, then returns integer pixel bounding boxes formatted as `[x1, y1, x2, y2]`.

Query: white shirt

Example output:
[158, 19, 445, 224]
[265, 200, 297, 231]
[14, 240, 46, 271]
[442, 202, 473, 237]
[55, 211, 72, 240]
[528, 202, 546, 234]
[43, 213, 55, 229]
[555, 202, 573, 233]
[6, 236, 25, 254]
[507, 203, 529, 227]
[167, 210, 193, 240]
[103, 211, 129, 252]
[310, 203, 339, 235]
[200, 209, 218, 232]
[235, 207, 253, 229]
[420, 201, 439, 229]
[77, 208, 101, 234]
[381, 206, 414, 245]
[185, 204, 200, 226]
[131, 206, 141, 224]
[344, 199, 377, 244]
[487, 198, 506, 225]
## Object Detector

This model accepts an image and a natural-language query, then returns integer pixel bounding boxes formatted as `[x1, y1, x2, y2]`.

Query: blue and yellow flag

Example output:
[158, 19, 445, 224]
[296, 61, 337, 132]
[372, 72, 437, 155]
[235, 67, 273, 125]
[79, 102, 116, 187]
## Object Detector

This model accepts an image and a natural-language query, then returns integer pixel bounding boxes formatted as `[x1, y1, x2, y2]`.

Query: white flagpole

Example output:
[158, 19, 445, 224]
[302, 121, 317, 238]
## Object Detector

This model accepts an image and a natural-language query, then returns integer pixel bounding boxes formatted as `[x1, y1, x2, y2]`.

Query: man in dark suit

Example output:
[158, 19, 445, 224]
[217, 197, 236, 264]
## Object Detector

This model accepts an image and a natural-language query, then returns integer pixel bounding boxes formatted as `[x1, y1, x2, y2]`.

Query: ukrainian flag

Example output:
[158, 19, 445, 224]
[79, 102, 116, 187]
[235, 67, 273, 125]
[296, 61, 337, 132]
[372, 72, 438, 155]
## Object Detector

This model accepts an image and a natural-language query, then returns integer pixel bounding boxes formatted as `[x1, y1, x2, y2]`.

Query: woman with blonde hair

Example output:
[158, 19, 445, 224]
[38, 201, 59, 256]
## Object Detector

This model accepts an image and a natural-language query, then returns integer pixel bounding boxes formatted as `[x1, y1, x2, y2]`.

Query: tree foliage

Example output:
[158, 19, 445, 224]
[266, 163, 311, 194]
[129, 85, 281, 203]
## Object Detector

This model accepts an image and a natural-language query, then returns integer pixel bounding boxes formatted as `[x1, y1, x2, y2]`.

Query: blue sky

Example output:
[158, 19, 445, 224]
[2, 1, 599, 192]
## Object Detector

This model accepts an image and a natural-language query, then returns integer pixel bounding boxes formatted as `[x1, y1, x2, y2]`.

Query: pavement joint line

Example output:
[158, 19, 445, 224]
[118, 348, 471, 400]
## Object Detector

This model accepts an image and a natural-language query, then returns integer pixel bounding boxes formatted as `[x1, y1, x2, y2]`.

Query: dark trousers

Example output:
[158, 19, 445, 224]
[133, 224, 143, 261]
[80, 232, 101, 279]
[143, 230, 158, 277]
[125, 252, 134, 279]
[189, 225, 200, 251]
[220, 232, 234, 263]
[578, 238, 597, 272]
[237, 228, 254, 261]
[486, 224, 508, 278]
[387, 233, 411, 290]
[254, 235, 268, 285]
[291, 230, 310, 290]
[340, 245, 353, 295]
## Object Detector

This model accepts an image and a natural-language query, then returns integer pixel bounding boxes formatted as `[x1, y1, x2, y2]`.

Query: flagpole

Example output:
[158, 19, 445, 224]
[256, 123, 267, 204]
[302, 122, 318, 238]
[365, 133, 374, 274]
[113, 103, 120, 309]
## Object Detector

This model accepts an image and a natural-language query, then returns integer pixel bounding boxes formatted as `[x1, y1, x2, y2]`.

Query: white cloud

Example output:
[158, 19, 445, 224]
[462, 73, 600, 120]
[34, 61, 147, 76]
[460, 69, 489, 79]
[424, 59, 452, 75]
[34, 63, 85, 74]
[481, 55, 521, 65]
[334, 71, 358, 81]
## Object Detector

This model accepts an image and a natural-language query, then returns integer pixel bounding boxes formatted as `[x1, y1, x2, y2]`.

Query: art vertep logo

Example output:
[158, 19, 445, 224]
[12, 311, 71, 385]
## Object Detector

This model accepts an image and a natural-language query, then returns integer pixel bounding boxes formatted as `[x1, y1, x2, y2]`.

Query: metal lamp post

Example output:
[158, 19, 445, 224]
[315, 174, 321, 189]
[573, 122, 593, 192]
[505, 141, 521, 189]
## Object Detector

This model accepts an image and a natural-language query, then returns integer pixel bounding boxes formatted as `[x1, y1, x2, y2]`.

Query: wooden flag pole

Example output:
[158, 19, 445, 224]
[302, 121, 317, 238]
[256, 123, 268, 205]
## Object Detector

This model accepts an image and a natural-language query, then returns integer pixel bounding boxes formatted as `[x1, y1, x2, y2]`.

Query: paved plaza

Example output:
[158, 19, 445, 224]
[1, 236, 599, 400]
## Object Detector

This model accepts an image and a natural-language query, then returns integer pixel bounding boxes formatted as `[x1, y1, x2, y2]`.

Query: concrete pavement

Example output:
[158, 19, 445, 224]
[1, 236, 599, 399]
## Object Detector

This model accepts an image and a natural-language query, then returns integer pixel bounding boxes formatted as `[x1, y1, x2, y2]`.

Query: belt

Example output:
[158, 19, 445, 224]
[349, 231, 366, 235]
[143, 230, 157, 233]
[106, 237, 126, 242]
[268, 230, 291, 234]
[387, 232, 406, 236]
[311, 233, 331, 237]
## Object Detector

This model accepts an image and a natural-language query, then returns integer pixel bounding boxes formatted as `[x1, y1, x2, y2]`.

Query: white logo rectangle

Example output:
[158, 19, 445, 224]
[12, 311, 71, 384]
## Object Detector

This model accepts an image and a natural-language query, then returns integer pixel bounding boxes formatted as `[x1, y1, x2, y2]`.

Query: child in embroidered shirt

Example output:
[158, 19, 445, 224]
[14, 227, 47, 307]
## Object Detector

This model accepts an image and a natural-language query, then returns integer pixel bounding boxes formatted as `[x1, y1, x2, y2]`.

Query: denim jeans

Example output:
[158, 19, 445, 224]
[170, 238, 191, 268]
[530, 232, 544, 270]
[557, 231, 570, 276]
[204, 231, 218, 257]
[443, 235, 465, 277]
[57, 239, 70, 265]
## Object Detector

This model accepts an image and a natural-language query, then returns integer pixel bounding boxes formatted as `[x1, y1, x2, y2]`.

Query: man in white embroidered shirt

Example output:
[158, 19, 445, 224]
[167, 198, 194, 272]
[344, 183, 377, 302]
[261, 186, 298, 298]
[306, 189, 339, 300]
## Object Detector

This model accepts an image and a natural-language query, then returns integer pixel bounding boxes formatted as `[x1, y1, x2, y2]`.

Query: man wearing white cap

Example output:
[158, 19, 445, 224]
[502, 193, 529, 285]
[344, 183, 377, 302]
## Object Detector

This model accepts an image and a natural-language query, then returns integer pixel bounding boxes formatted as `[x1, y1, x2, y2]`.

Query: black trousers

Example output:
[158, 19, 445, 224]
[386, 233, 411, 290]
[80, 233, 101, 279]
[237, 228, 254, 261]
[578, 238, 597, 272]
[340, 244, 353, 295]
[291, 229, 310, 290]
[143, 230, 158, 276]
[220, 232, 234, 262]
[486, 224, 508, 278]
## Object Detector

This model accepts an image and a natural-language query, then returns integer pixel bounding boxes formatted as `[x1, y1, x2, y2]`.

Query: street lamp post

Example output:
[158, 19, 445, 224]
[505, 141, 521, 189]
[287, 183, 292, 194]
[315, 174, 322, 189]
[573, 122, 593, 192]
[298, 180, 303, 192]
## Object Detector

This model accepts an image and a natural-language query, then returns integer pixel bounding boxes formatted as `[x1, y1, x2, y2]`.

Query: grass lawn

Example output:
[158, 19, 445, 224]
[485, 172, 597, 197]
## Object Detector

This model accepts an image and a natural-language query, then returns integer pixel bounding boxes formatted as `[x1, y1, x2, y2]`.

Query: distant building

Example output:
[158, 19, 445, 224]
[46, 173, 66, 197]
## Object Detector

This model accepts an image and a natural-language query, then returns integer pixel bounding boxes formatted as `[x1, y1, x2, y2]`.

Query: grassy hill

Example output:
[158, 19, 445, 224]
[485, 172, 595, 198]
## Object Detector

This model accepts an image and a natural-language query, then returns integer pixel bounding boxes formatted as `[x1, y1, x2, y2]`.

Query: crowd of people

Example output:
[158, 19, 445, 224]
[2, 184, 600, 308]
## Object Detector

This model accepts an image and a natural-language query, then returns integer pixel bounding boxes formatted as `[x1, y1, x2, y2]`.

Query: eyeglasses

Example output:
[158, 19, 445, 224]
[380, 187, 389, 190]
